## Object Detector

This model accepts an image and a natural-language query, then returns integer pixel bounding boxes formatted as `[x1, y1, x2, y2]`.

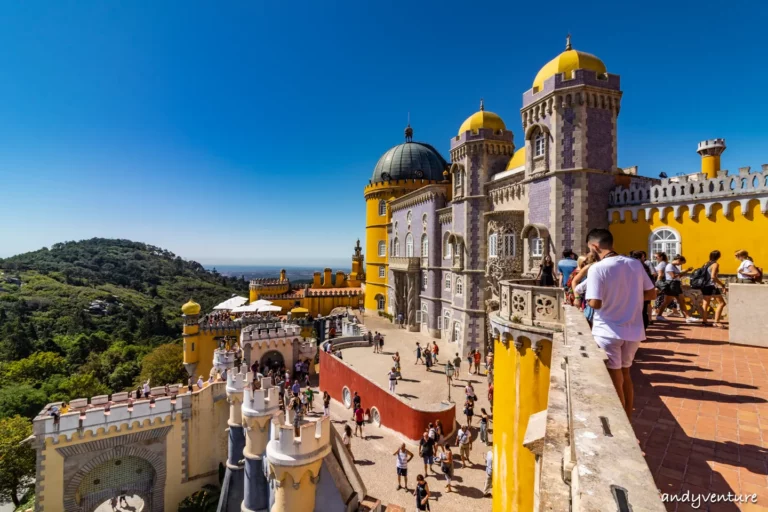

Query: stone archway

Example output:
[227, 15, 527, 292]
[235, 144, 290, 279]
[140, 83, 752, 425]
[59, 429, 169, 512]
[260, 350, 284, 371]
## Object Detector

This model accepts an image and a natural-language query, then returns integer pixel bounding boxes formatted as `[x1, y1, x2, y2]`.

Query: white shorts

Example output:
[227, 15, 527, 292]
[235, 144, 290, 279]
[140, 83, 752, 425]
[594, 336, 640, 370]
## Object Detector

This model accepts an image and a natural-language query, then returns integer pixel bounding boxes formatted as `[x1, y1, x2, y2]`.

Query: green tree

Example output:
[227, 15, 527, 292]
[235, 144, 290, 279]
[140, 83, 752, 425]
[0, 385, 48, 420]
[177, 484, 220, 512]
[0, 416, 35, 507]
[2, 352, 67, 384]
[57, 373, 109, 400]
[139, 344, 186, 386]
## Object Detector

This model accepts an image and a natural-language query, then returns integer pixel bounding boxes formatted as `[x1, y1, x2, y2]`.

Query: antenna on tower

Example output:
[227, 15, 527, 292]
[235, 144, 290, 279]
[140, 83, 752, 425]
[566, 33, 572, 51]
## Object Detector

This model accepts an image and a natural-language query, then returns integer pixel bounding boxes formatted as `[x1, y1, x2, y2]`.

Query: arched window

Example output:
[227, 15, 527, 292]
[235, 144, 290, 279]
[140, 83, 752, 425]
[378, 200, 386, 216]
[534, 131, 545, 157]
[394, 238, 400, 257]
[455, 277, 463, 295]
[374, 294, 385, 310]
[443, 233, 452, 259]
[531, 237, 544, 257]
[488, 232, 498, 258]
[650, 228, 680, 258]
[421, 235, 429, 259]
[378, 266, 385, 278]
[452, 321, 461, 343]
[444, 273, 451, 291]
[421, 303, 428, 325]
[405, 234, 414, 257]
[406, 210, 413, 226]
[378, 240, 386, 257]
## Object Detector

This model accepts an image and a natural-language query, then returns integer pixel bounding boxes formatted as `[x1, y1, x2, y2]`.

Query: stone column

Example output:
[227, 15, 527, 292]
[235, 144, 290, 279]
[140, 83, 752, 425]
[266, 415, 331, 512]
[219, 364, 248, 511]
[407, 272, 419, 331]
[242, 374, 280, 512]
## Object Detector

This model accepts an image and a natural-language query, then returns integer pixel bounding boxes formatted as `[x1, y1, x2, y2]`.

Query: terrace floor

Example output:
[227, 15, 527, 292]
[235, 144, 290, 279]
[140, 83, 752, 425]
[632, 319, 768, 511]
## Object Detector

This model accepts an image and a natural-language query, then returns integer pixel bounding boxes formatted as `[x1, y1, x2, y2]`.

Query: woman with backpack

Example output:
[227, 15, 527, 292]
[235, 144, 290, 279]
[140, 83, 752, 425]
[655, 255, 701, 324]
[697, 250, 727, 328]
[735, 250, 761, 283]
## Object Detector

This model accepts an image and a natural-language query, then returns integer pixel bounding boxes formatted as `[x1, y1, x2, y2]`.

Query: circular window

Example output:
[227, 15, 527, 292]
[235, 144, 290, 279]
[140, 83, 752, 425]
[342, 386, 352, 409]
[369, 406, 381, 427]
[414, 170, 424, 178]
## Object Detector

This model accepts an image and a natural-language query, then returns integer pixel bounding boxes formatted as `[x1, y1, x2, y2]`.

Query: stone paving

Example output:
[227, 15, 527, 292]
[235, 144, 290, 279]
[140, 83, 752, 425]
[632, 319, 768, 512]
[320, 315, 494, 511]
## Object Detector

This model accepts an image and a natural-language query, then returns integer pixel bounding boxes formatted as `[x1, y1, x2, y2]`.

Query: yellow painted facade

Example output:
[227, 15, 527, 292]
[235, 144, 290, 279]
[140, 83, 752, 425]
[701, 155, 721, 180]
[492, 334, 552, 512]
[36, 383, 228, 511]
[610, 200, 768, 275]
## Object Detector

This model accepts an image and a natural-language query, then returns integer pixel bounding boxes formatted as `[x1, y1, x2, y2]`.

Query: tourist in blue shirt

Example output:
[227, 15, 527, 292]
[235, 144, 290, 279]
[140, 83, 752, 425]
[557, 249, 578, 288]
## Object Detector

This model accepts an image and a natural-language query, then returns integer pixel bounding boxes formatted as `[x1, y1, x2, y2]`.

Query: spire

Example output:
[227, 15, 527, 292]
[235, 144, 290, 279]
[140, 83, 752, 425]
[404, 112, 413, 142]
[479, 98, 485, 111]
[565, 34, 572, 51]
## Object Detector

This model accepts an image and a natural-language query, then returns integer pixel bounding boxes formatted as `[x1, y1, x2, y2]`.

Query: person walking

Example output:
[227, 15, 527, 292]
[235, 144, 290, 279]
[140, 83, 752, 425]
[352, 391, 361, 419]
[388, 367, 398, 393]
[464, 397, 475, 427]
[393, 443, 414, 491]
[322, 391, 331, 417]
[441, 446, 454, 492]
[419, 430, 436, 475]
[585, 228, 656, 418]
[654, 255, 701, 324]
[435, 419, 446, 454]
[431, 342, 439, 363]
[415, 342, 424, 365]
[473, 349, 482, 375]
[479, 408, 491, 445]
[631, 250, 655, 330]
[536, 254, 557, 286]
[353, 404, 365, 437]
[415, 475, 431, 511]
[453, 353, 462, 379]
[397, 312, 404, 328]
[558, 249, 578, 297]
[697, 250, 727, 328]
[483, 449, 493, 496]
[342, 424, 353, 462]
[424, 348, 432, 372]
[456, 424, 472, 466]
[735, 250, 761, 283]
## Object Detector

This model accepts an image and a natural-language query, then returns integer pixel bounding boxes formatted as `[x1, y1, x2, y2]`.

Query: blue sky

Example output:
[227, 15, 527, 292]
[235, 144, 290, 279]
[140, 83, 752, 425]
[0, 1, 766, 266]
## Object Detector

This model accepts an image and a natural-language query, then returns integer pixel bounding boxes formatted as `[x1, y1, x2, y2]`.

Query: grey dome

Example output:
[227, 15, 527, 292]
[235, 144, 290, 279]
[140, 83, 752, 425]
[371, 141, 448, 183]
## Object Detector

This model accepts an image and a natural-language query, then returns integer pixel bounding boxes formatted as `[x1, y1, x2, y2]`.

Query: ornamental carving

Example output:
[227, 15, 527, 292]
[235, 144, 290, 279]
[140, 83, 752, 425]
[534, 295, 556, 320]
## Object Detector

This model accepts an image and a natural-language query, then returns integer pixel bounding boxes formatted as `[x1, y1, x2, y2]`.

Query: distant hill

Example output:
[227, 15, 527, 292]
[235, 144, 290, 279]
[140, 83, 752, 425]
[0, 238, 249, 420]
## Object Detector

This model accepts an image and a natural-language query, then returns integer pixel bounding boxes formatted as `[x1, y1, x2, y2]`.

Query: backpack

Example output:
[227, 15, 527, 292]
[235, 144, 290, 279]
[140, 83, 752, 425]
[689, 263, 712, 289]
[754, 266, 764, 284]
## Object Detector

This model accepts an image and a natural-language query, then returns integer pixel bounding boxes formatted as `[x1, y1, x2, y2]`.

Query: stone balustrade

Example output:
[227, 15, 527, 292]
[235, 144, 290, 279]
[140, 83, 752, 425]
[498, 279, 564, 330]
[609, 166, 768, 208]
[388, 257, 421, 272]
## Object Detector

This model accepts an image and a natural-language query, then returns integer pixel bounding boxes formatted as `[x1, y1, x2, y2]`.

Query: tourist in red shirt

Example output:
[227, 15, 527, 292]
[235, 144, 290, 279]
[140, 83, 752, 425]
[353, 406, 365, 438]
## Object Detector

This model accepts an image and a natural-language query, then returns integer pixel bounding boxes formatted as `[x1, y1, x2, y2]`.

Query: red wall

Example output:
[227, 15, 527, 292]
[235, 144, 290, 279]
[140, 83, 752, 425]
[319, 350, 456, 440]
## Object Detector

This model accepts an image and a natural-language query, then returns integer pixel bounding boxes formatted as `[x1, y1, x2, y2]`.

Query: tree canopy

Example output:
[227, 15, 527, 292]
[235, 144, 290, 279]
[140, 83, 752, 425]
[0, 416, 35, 507]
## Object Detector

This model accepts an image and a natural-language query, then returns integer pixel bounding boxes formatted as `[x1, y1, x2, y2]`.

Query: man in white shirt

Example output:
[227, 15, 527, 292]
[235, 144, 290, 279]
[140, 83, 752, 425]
[585, 229, 656, 418]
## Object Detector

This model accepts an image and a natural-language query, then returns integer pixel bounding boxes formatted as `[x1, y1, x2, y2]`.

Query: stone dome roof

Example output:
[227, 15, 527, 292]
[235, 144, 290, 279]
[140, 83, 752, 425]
[533, 36, 607, 92]
[371, 138, 448, 183]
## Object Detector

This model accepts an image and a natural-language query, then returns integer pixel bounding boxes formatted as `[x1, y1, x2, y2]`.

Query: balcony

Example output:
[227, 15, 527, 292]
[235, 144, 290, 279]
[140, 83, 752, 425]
[498, 279, 564, 330]
[388, 257, 420, 272]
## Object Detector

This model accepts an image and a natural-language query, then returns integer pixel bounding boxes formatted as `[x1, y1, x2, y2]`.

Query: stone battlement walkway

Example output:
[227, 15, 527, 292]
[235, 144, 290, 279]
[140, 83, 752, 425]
[632, 320, 768, 511]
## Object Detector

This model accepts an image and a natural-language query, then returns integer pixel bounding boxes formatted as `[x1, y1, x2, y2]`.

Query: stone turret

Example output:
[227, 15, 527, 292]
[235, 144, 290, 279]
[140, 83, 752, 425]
[242, 374, 281, 512]
[266, 414, 332, 512]
[219, 364, 249, 511]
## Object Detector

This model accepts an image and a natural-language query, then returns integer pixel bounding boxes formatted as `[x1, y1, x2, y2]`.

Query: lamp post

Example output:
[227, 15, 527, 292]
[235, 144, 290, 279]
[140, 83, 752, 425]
[445, 362, 455, 402]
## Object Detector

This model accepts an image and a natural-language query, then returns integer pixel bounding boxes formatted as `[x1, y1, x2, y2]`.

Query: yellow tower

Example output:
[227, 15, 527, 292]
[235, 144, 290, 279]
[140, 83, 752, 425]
[181, 299, 201, 378]
[266, 414, 332, 512]
[363, 124, 449, 311]
[697, 138, 727, 179]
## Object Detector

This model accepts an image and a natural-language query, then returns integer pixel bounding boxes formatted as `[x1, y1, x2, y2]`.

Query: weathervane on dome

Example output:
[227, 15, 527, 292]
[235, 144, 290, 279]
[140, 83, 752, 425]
[479, 98, 485, 111]
[566, 33, 572, 51]
[404, 112, 413, 142]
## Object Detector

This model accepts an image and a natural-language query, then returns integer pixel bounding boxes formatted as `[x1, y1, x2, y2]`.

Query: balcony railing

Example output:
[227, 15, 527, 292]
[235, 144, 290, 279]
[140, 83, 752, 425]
[389, 257, 420, 272]
[498, 279, 564, 330]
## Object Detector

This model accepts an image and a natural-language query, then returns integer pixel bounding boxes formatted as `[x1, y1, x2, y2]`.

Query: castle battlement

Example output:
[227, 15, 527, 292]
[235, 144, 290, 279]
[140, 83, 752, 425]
[266, 415, 331, 467]
[226, 364, 249, 394]
[242, 376, 280, 418]
[241, 325, 301, 342]
[213, 348, 237, 371]
[33, 394, 185, 441]
[304, 288, 361, 297]
[609, 165, 768, 208]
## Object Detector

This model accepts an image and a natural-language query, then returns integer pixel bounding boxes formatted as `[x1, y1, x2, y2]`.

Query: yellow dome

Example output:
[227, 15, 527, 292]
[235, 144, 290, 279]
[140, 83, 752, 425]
[506, 147, 526, 170]
[458, 100, 506, 136]
[532, 36, 607, 92]
[181, 299, 201, 316]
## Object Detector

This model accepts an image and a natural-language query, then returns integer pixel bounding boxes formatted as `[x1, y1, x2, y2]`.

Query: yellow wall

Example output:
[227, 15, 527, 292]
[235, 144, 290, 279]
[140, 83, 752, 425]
[37, 383, 228, 511]
[493, 335, 552, 512]
[701, 155, 720, 179]
[364, 192, 390, 311]
[610, 200, 768, 275]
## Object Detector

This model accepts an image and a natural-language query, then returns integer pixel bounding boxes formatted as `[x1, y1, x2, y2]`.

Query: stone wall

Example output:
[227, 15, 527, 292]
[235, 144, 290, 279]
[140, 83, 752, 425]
[728, 283, 768, 347]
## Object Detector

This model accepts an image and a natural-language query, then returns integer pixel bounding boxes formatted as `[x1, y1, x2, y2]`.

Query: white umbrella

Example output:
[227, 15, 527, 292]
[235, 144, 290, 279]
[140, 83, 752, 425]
[251, 299, 273, 307]
[213, 296, 248, 310]
[231, 304, 257, 313]
[257, 305, 282, 313]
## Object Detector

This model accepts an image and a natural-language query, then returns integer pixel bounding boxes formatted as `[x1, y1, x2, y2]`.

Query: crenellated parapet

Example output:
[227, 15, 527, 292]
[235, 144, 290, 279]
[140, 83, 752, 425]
[240, 324, 301, 343]
[242, 375, 280, 419]
[608, 166, 768, 222]
[213, 348, 237, 373]
[33, 394, 186, 443]
[304, 288, 362, 297]
[226, 364, 249, 395]
[267, 414, 331, 468]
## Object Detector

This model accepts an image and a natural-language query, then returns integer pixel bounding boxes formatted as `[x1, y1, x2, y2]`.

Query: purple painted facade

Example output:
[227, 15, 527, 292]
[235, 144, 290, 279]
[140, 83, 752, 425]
[586, 107, 614, 172]
[528, 178, 551, 228]
[561, 173, 574, 250]
[587, 173, 615, 231]
[561, 107, 576, 169]
[523, 69, 621, 108]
